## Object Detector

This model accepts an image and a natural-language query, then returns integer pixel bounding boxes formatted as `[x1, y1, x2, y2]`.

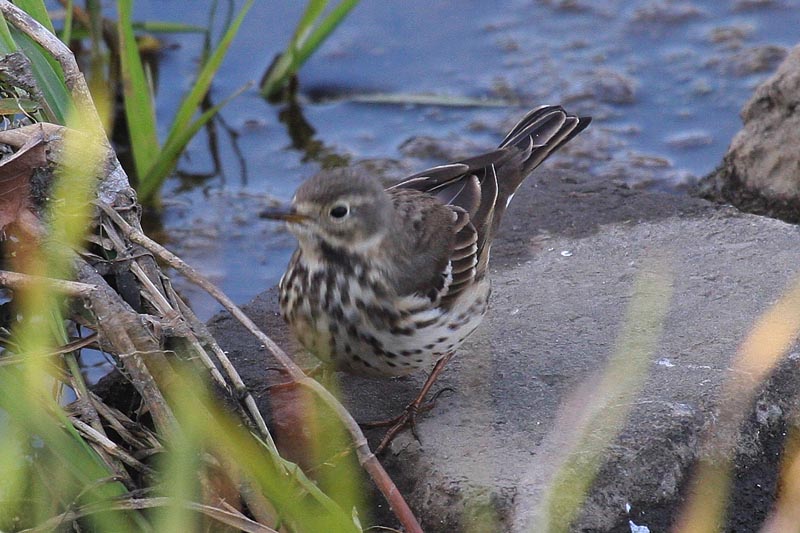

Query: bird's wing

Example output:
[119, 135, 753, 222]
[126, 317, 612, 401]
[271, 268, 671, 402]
[389, 105, 590, 287]
[386, 105, 590, 306]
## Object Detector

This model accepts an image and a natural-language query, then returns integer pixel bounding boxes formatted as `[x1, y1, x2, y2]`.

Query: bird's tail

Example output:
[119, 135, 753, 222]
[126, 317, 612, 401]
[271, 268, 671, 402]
[497, 105, 591, 199]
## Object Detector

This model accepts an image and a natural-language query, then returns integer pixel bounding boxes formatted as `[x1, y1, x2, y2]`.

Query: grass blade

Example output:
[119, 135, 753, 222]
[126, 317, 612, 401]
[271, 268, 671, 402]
[137, 0, 254, 203]
[0, 97, 40, 114]
[163, 0, 253, 148]
[261, 0, 327, 95]
[260, 0, 360, 99]
[117, 0, 160, 180]
[60, 0, 74, 44]
[0, 12, 18, 52]
[295, 0, 358, 67]
[133, 21, 207, 34]
[139, 82, 249, 202]
[9, 26, 71, 122]
[0, 1, 70, 122]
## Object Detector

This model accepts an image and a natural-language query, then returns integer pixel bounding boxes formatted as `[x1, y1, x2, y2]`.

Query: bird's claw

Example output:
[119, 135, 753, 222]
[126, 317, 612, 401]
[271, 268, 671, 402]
[363, 386, 454, 454]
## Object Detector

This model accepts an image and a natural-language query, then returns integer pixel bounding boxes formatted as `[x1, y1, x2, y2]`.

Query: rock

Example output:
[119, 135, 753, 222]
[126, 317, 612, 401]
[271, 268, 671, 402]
[698, 44, 800, 221]
[724, 45, 787, 76]
[399, 135, 491, 163]
[665, 130, 714, 149]
[585, 68, 637, 105]
[707, 25, 753, 50]
[210, 168, 800, 532]
[631, 2, 705, 24]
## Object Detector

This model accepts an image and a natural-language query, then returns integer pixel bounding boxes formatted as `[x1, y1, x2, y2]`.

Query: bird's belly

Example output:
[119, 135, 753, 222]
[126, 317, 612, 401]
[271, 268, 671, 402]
[281, 271, 490, 378]
[300, 312, 486, 378]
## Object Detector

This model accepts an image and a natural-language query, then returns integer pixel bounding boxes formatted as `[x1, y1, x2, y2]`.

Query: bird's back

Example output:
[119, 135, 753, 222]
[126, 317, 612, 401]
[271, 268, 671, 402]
[389, 105, 591, 284]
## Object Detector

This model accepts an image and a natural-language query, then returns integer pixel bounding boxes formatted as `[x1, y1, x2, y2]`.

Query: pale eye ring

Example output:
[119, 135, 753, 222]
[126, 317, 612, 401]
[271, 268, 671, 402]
[329, 204, 349, 219]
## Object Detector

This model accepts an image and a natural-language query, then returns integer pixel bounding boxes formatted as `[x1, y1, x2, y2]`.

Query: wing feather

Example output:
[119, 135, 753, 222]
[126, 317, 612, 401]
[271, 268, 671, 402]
[387, 105, 591, 306]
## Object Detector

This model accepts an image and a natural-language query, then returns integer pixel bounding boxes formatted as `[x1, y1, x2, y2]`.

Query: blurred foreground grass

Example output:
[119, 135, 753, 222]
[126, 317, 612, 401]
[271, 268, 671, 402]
[0, 1, 371, 530]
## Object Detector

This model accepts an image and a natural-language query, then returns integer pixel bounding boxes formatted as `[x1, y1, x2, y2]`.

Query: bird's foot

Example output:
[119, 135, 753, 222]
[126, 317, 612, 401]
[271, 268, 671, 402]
[362, 387, 453, 454]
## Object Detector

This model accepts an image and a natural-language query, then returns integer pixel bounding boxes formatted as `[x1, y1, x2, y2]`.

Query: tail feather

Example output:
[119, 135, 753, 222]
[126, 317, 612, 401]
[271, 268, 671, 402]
[481, 106, 589, 259]
[501, 105, 591, 176]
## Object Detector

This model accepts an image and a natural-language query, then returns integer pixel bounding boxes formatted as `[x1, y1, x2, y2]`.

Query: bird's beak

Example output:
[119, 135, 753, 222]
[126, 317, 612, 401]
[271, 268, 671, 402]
[260, 203, 310, 224]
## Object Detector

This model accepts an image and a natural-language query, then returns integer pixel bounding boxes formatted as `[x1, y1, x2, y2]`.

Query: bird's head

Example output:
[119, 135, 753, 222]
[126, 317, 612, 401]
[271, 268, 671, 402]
[262, 169, 392, 252]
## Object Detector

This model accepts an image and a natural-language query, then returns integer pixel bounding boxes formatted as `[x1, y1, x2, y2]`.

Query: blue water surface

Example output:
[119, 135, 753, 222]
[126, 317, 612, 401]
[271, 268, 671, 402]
[121, 0, 800, 319]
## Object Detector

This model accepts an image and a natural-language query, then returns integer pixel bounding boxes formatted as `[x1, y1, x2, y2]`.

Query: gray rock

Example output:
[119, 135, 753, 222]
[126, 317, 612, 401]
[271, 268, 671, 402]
[721, 45, 788, 76]
[699, 44, 800, 220]
[209, 170, 800, 532]
[665, 130, 714, 150]
[631, 2, 705, 24]
[582, 69, 637, 105]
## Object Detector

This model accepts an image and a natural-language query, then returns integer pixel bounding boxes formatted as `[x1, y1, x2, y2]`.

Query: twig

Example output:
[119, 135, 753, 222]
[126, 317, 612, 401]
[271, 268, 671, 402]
[87, 392, 161, 451]
[62, 332, 137, 489]
[0, 333, 99, 361]
[70, 418, 155, 476]
[100, 215, 274, 445]
[97, 201, 425, 533]
[0, 269, 97, 296]
[53, 332, 99, 354]
[21, 496, 277, 533]
[74, 256, 178, 438]
[168, 282, 273, 441]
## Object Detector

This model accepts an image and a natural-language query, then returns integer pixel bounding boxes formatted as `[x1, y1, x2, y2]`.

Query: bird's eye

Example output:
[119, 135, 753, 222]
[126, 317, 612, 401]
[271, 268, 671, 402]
[329, 204, 349, 219]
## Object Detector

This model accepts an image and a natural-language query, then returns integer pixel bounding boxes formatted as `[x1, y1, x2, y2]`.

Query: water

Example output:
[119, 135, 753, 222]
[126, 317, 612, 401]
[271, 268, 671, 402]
[125, 0, 799, 319]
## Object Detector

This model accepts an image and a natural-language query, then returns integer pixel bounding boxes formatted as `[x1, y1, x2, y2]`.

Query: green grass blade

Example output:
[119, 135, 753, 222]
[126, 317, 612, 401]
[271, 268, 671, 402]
[117, 0, 160, 180]
[138, 83, 250, 203]
[0, 1, 71, 121]
[538, 258, 672, 532]
[136, 0, 254, 202]
[9, 26, 71, 123]
[259, 0, 330, 99]
[0, 13, 18, 52]
[295, 0, 359, 66]
[170, 370, 362, 533]
[260, 0, 360, 99]
[0, 97, 41, 115]
[12, 0, 55, 34]
[85, 0, 103, 53]
[0, 108, 140, 530]
[293, 0, 329, 44]
[9, 0, 71, 122]
[164, 0, 253, 145]
[61, 0, 74, 44]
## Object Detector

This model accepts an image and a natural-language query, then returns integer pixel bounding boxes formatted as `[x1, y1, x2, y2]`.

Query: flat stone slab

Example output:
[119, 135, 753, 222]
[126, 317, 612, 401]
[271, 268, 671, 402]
[208, 171, 800, 532]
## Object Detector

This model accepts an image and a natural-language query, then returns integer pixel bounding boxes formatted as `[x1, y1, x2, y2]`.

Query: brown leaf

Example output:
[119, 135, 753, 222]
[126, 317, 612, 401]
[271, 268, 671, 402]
[0, 126, 47, 232]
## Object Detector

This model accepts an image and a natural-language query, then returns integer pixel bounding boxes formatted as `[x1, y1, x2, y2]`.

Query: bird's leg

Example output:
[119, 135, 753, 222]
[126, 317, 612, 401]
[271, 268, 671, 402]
[364, 352, 455, 454]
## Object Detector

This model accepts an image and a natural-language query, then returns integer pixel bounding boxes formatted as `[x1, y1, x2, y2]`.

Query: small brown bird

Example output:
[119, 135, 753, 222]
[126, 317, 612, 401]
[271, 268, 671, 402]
[264, 106, 590, 451]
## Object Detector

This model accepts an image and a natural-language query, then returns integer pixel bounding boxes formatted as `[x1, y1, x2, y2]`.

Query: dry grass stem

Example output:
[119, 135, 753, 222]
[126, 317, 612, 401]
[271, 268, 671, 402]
[21, 496, 279, 533]
[70, 418, 154, 475]
[96, 200, 425, 533]
[0, 269, 97, 296]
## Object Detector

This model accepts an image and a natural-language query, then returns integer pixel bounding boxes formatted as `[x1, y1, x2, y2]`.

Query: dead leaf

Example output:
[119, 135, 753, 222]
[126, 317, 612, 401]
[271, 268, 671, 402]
[0, 126, 47, 232]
